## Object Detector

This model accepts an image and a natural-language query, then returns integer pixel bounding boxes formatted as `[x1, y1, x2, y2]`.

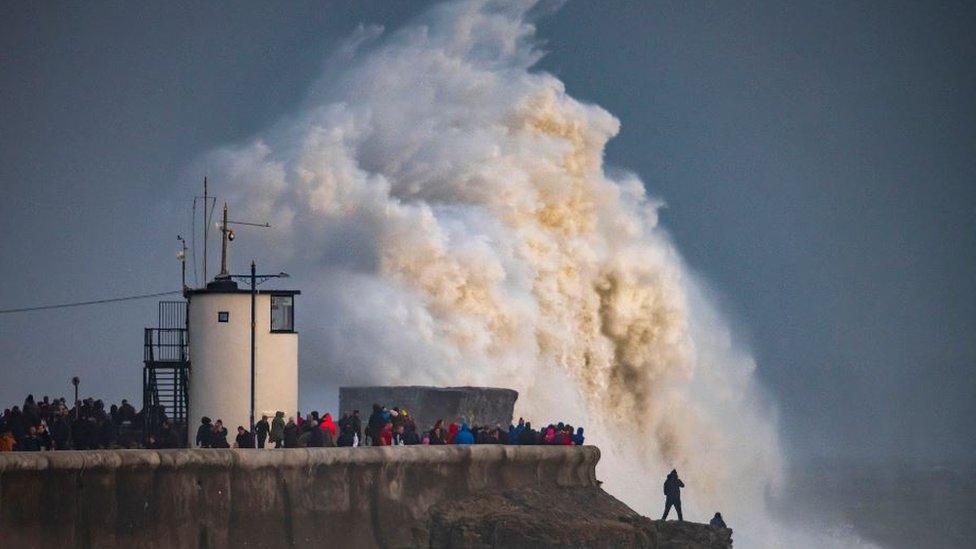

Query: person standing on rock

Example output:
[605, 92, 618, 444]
[661, 469, 685, 521]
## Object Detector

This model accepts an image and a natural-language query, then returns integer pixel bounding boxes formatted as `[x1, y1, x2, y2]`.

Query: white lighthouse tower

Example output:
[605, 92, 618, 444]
[185, 203, 299, 446]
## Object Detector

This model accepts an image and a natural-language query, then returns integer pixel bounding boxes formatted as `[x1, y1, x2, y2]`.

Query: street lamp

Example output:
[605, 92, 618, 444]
[229, 263, 289, 447]
[71, 376, 80, 419]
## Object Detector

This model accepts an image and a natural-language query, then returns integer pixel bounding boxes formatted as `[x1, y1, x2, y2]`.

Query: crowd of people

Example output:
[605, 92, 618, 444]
[0, 394, 585, 452]
[194, 403, 587, 450]
[0, 393, 178, 451]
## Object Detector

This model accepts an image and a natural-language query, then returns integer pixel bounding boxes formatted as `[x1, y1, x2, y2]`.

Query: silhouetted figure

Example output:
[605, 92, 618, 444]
[337, 421, 355, 447]
[709, 512, 727, 528]
[367, 404, 385, 446]
[196, 417, 213, 448]
[51, 413, 71, 449]
[155, 420, 179, 449]
[306, 421, 325, 447]
[17, 426, 41, 451]
[517, 422, 536, 445]
[235, 426, 254, 448]
[255, 415, 270, 448]
[271, 411, 285, 448]
[429, 420, 447, 445]
[283, 418, 299, 448]
[119, 399, 137, 423]
[661, 469, 684, 521]
[210, 420, 230, 448]
[349, 410, 362, 442]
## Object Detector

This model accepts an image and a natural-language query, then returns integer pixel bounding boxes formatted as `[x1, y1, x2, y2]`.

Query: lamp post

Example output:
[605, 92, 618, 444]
[230, 264, 289, 447]
[71, 376, 80, 419]
[249, 261, 256, 446]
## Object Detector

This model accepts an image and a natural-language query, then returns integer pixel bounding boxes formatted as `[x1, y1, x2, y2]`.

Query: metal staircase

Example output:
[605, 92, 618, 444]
[143, 301, 190, 446]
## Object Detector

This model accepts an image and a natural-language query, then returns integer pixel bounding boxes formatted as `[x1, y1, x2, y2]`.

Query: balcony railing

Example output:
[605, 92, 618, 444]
[144, 328, 188, 363]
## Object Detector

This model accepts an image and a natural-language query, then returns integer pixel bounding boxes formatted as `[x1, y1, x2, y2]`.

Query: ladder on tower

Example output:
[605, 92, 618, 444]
[143, 301, 190, 446]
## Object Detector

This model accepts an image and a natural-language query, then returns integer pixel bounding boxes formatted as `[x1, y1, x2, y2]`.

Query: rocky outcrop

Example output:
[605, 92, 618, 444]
[428, 487, 732, 548]
[0, 446, 730, 548]
[339, 386, 519, 431]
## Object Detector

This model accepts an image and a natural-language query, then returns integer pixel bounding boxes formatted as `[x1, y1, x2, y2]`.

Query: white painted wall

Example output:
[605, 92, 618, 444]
[187, 291, 298, 446]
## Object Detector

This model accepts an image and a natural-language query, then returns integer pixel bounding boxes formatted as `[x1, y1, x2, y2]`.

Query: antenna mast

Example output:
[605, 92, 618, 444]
[214, 203, 270, 279]
[202, 177, 209, 283]
[177, 235, 187, 293]
[218, 203, 231, 278]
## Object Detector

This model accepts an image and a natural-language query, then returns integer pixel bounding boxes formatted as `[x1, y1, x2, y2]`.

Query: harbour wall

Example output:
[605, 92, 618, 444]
[0, 445, 598, 548]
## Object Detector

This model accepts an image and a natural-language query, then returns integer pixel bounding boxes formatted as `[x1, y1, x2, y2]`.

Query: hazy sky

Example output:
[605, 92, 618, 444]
[1, 1, 973, 462]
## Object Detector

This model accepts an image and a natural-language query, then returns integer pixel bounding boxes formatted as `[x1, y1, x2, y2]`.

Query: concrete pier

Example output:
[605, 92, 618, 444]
[0, 446, 597, 548]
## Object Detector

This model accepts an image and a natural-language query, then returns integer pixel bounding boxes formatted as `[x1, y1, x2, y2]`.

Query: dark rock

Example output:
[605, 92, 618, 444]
[428, 486, 733, 548]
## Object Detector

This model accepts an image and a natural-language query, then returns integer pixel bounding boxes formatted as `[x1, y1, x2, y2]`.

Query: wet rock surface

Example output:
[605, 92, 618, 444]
[428, 486, 733, 548]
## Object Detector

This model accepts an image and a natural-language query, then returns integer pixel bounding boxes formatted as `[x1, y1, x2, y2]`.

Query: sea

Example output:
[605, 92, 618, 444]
[772, 457, 976, 548]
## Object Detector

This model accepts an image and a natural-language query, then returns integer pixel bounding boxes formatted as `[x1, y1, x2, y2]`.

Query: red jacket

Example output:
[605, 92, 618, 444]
[319, 414, 337, 437]
[379, 423, 393, 446]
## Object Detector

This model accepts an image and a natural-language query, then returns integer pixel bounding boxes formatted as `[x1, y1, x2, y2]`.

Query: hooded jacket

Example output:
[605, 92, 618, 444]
[664, 470, 684, 500]
[573, 427, 585, 446]
[270, 412, 285, 442]
[454, 424, 475, 445]
[320, 413, 338, 438]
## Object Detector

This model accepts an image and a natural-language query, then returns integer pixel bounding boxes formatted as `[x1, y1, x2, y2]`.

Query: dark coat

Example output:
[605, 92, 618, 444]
[16, 435, 41, 452]
[51, 418, 71, 449]
[429, 428, 447, 445]
[235, 430, 255, 448]
[307, 427, 325, 447]
[664, 471, 684, 500]
[283, 423, 300, 448]
[156, 427, 180, 449]
[270, 413, 286, 443]
[337, 424, 355, 447]
[196, 420, 213, 448]
[366, 407, 385, 445]
[211, 427, 229, 448]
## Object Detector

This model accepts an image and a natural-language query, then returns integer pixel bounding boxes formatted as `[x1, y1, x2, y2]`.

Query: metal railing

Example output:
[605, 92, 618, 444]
[144, 328, 188, 363]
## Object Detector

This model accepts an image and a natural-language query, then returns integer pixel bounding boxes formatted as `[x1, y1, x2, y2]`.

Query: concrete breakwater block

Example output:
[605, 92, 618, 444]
[339, 386, 518, 431]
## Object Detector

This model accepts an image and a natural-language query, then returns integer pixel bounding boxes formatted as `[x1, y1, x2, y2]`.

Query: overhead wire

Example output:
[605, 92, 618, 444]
[0, 291, 182, 315]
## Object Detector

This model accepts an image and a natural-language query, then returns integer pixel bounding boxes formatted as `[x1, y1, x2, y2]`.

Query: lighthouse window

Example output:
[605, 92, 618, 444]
[271, 295, 294, 332]
[217, 311, 229, 323]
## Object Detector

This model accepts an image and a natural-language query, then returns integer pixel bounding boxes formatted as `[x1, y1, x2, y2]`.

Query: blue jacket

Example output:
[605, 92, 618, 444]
[573, 427, 585, 446]
[454, 424, 475, 445]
